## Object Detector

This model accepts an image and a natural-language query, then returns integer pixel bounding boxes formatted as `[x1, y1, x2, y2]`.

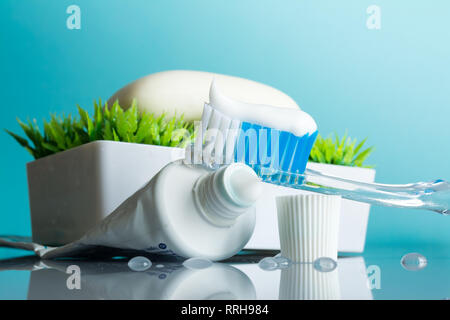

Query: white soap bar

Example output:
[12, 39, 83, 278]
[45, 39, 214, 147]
[108, 70, 300, 122]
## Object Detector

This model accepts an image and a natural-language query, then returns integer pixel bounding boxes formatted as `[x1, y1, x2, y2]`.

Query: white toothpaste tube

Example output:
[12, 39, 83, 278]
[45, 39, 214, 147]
[0, 161, 262, 261]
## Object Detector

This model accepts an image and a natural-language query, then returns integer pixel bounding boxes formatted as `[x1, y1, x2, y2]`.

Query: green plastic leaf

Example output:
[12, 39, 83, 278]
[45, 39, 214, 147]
[112, 129, 120, 142]
[41, 142, 61, 153]
[353, 138, 367, 155]
[309, 132, 373, 168]
[103, 119, 113, 141]
[6, 100, 195, 159]
[352, 146, 374, 166]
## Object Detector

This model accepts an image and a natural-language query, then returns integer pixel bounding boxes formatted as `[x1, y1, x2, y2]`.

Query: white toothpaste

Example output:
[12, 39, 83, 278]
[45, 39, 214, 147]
[209, 80, 317, 137]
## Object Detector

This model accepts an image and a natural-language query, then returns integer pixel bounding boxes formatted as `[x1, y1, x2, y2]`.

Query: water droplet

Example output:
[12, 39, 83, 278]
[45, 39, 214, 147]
[183, 257, 213, 270]
[313, 257, 337, 272]
[400, 253, 427, 271]
[274, 256, 291, 269]
[128, 256, 152, 272]
[258, 257, 278, 271]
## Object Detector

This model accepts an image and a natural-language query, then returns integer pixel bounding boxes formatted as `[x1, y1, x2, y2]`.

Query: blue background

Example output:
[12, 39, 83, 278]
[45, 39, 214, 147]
[1, 0, 449, 262]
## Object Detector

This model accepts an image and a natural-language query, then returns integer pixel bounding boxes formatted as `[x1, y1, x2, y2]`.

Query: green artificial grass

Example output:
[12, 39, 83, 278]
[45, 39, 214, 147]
[6, 99, 195, 159]
[309, 132, 374, 168]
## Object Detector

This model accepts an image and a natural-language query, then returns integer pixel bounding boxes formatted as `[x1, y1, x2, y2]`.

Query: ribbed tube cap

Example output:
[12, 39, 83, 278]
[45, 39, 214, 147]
[276, 194, 341, 262]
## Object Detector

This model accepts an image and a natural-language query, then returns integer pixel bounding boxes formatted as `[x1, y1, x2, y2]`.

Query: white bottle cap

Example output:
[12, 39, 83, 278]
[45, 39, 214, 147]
[276, 194, 341, 262]
[193, 163, 262, 227]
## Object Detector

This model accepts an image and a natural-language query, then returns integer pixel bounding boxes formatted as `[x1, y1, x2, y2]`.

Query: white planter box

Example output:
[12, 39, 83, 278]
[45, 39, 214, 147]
[28, 141, 375, 253]
[246, 162, 376, 253]
[27, 141, 185, 245]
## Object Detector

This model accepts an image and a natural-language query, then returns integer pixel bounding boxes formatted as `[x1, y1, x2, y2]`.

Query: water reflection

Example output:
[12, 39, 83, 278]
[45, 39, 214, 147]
[0, 255, 372, 300]
[279, 263, 341, 299]
[233, 256, 372, 300]
[0, 257, 256, 300]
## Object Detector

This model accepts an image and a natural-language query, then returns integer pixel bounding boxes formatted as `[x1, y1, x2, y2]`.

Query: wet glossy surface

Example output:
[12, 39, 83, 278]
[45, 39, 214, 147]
[0, 247, 449, 300]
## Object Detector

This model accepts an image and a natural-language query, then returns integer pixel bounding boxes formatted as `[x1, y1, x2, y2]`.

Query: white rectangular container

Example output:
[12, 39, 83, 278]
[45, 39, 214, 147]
[27, 141, 374, 252]
[27, 141, 185, 245]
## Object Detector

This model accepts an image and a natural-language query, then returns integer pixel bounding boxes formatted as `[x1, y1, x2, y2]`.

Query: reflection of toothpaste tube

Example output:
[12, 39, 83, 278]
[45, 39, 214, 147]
[32, 260, 256, 300]
[42, 161, 262, 261]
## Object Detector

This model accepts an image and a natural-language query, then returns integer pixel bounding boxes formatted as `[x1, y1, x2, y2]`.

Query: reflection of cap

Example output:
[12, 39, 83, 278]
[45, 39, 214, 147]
[279, 263, 341, 300]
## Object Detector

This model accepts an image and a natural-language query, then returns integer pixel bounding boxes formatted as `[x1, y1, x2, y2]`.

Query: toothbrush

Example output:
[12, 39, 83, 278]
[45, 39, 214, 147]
[278, 168, 450, 215]
[186, 89, 450, 215]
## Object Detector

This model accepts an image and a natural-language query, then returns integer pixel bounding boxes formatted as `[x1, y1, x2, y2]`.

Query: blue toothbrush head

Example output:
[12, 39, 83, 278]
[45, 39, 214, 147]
[184, 80, 318, 185]
[185, 103, 318, 186]
[233, 121, 318, 184]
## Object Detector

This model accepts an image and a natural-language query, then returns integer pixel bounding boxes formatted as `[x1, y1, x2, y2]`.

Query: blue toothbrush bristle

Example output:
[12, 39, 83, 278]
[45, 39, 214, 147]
[194, 103, 318, 187]
[233, 121, 318, 186]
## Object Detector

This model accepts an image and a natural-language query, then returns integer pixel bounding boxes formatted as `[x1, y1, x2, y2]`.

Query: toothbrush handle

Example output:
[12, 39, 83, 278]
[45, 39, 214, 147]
[279, 168, 450, 215]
